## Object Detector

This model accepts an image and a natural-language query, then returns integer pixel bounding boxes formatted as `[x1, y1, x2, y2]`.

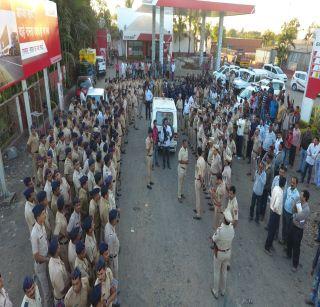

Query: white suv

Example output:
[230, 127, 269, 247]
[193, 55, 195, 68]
[263, 64, 288, 82]
[290, 71, 307, 91]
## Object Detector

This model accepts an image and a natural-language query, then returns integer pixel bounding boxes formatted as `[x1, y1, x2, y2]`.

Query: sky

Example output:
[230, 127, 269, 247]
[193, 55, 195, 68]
[105, 0, 319, 38]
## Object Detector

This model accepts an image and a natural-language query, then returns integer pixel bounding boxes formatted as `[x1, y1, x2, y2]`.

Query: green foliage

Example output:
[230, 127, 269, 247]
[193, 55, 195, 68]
[261, 30, 276, 47]
[276, 18, 300, 65]
[226, 29, 261, 39]
[125, 0, 134, 8]
[211, 24, 226, 47]
[173, 14, 187, 52]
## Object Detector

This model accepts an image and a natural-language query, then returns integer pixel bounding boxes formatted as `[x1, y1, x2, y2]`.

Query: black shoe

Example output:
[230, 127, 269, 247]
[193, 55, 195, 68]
[167, 165, 171, 169]
[116, 193, 121, 197]
[249, 216, 253, 221]
[181, 194, 186, 199]
[147, 185, 152, 190]
[121, 150, 126, 154]
[156, 163, 160, 167]
[193, 216, 201, 220]
[150, 181, 154, 185]
[193, 209, 197, 213]
[163, 165, 165, 169]
[255, 219, 260, 224]
[178, 198, 182, 203]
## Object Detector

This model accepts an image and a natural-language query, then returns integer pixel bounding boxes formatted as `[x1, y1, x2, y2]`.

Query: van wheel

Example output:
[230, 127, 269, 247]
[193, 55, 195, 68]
[292, 83, 297, 91]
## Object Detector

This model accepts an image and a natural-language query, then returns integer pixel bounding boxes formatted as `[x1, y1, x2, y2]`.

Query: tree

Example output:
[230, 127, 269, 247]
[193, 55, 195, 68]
[261, 30, 276, 47]
[125, 0, 134, 8]
[276, 18, 300, 65]
[211, 23, 226, 47]
[173, 14, 187, 53]
[186, 15, 194, 54]
[191, 14, 201, 52]
[227, 28, 237, 37]
[204, 23, 213, 50]
[305, 22, 320, 52]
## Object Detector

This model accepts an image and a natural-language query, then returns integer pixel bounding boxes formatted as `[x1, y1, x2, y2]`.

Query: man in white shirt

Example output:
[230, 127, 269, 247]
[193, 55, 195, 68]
[145, 87, 153, 120]
[0, 274, 12, 307]
[265, 176, 286, 255]
[236, 116, 246, 159]
[79, 89, 86, 105]
[24, 187, 36, 232]
[170, 61, 175, 80]
[301, 137, 320, 184]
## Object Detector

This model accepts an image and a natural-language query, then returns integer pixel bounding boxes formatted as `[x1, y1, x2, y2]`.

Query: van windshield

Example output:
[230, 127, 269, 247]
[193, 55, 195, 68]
[239, 71, 252, 82]
[156, 111, 174, 126]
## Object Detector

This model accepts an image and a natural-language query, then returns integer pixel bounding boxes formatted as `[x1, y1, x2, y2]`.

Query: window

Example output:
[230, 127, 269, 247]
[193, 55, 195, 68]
[128, 41, 144, 57]
[275, 67, 284, 74]
[264, 65, 271, 71]
[272, 68, 277, 74]
[273, 82, 283, 91]
[249, 75, 254, 82]
[156, 111, 174, 126]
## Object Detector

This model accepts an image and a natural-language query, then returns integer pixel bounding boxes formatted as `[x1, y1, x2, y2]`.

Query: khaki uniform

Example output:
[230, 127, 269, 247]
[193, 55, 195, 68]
[74, 256, 93, 284]
[227, 197, 239, 223]
[145, 136, 153, 185]
[39, 142, 47, 159]
[99, 197, 110, 239]
[194, 156, 206, 217]
[64, 157, 74, 185]
[212, 223, 235, 296]
[64, 277, 90, 307]
[89, 199, 101, 243]
[242, 120, 250, 158]
[27, 133, 40, 183]
[222, 166, 232, 190]
[177, 146, 188, 199]
[48, 257, 70, 301]
[31, 222, 53, 306]
[176, 99, 183, 129]
[210, 154, 222, 187]
[54, 211, 70, 272]
[25, 200, 35, 232]
[104, 222, 119, 279]
[51, 193, 59, 217]
[68, 241, 76, 272]
[251, 136, 261, 181]
[79, 188, 89, 218]
[21, 284, 42, 306]
[85, 234, 99, 264]
[213, 182, 227, 230]
[56, 140, 66, 173]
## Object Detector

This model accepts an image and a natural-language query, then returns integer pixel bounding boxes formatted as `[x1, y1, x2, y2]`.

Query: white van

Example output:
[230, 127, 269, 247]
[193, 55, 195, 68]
[96, 56, 106, 76]
[290, 71, 307, 91]
[263, 64, 288, 82]
[152, 97, 178, 152]
[86, 87, 107, 105]
[233, 68, 268, 92]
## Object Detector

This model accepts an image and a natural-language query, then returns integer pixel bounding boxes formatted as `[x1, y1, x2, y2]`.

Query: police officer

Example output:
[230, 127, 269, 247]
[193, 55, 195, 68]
[177, 139, 188, 202]
[30, 204, 53, 306]
[104, 209, 120, 279]
[211, 209, 235, 299]
[194, 147, 206, 220]
[145, 127, 154, 189]
[20, 276, 42, 307]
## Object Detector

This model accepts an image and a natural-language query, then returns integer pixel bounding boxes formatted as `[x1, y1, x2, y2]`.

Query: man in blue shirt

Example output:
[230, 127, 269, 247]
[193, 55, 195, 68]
[249, 162, 266, 224]
[280, 176, 300, 245]
[262, 124, 276, 158]
[145, 87, 153, 121]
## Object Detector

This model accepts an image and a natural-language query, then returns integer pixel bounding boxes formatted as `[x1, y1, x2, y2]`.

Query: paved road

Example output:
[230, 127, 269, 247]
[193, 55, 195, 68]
[0, 56, 24, 85]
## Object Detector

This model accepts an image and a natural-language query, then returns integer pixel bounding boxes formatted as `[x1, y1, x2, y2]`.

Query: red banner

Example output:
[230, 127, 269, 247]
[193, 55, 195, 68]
[0, 0, 62, 92]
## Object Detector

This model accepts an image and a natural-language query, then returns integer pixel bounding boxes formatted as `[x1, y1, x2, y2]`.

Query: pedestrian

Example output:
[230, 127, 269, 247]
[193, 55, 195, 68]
[260, 154, 274, 221]
[83, 216, 99, 268]
[283, 129, 293, 166]
[27, 125, 40, 184]
[75, 240, 94, 285]
[177, 139, 189, 202]
[305, 245, 320, 306]
[68, 227, 81, 272]
[249, 162, 266, 224]
[79, 175, 89, 219]
[0, 273, 12, 307]
[152, 120, 159, 168]
[176, 93, 183, 130]
[159, 118, 173, 169]
[64, 268, 90, 307]
[193, 147, 206, 220]
[264, 176, 286, 255]
[289, 123, 301, 167]
[236, 115, 245, 159]
[248, 129, 261, 181]
[280, 176, 300, 245]
[226, 186, 239, 227]
[30, 204, 53, 306]
[297, 125, 313, 173]
[286, 190, 310, 271]
[48, 238, 71, 304]
[24, 187, 36, 233]
[301, 137, 320, 184]
[211, 209, 235, 299]
[89, 188, 102, 244]
[145, 87, 153, 120]
[212, 174, 227, 230]
[104, 209, 120, 279]
[146, 127, 154, 190]
[21, 276, 42, 307]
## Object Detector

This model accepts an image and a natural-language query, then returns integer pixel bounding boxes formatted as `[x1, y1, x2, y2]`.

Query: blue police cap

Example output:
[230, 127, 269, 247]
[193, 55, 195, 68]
[23, 177, 32, 186]
[69, 226, 80, 241]
[88, 158, 95, 166]
[57, 195, 65, 211]
[48, 238, 59, 256]
[95, 256, 106, 271]
[58, 131, 64, 138]
[90, 284, 102, 306]
[51, 180, 60, 191]
[109, 209, 118, 222]
[32, 204, 45, 219]
[91, 187, 100, 197]
[75, 240, 85, 255]
[65, 147, 72, 155]
[79, 175, 88, 186]
[82, 216, 93, 232]
[23, 276, 34, 291]
[36, 190, 47, 203]
[23, 187, 34, 200]
[47, 150, 53, 158]
[105, 175, 113, 185]
[71, 267, 81, 280]
[99, 242, 108, 254]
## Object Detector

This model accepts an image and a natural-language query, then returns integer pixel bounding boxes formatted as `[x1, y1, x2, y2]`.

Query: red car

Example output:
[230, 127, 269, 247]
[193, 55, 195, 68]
[76, 76, 94, 97]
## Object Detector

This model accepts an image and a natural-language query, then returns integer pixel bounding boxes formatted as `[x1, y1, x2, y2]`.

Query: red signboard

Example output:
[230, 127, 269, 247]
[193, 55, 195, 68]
[96, 29, 107, 60]
[0, 0, 62, 92]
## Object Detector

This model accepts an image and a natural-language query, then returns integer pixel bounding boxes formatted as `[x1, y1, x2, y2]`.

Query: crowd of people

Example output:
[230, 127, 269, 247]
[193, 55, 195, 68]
[1, 64, 320, 306]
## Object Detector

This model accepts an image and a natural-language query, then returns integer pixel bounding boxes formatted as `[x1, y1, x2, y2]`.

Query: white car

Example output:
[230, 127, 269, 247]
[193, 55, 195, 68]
[258, 78, 285, 96]
[86, 87, 107, 104]
[263, 64, 288, 82]
[290, 71, 307, 91]
[213, 64, 240, 82]
[233, 68, 268, 92]
[96, 56, 106, 76]
[236, 84, 260, 104]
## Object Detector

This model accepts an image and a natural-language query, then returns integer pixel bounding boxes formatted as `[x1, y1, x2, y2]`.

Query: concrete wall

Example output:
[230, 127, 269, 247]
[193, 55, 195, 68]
[172, 36, 195, 53]
[287, 51, 310, 72]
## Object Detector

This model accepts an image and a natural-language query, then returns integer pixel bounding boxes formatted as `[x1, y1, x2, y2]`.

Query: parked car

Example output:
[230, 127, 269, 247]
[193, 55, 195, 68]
[263, 64, 288, 82]
[151, 97, 178, 152]
[258, 78, 286, 96]
[232, 68, 268, 93]
[290, 71, 308, 91]
[236, 84, 260, 104]
[96, 56, 106, 76]
[76, 76, 94, 97]
[213, 64, 240, 82]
